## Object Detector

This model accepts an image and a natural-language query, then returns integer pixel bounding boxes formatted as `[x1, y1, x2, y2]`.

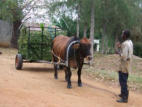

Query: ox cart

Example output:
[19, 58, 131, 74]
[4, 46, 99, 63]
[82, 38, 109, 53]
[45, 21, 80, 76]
[15, 26, 90, 70]
[15, 26, 65, 70]
[15, 26, 91, 89]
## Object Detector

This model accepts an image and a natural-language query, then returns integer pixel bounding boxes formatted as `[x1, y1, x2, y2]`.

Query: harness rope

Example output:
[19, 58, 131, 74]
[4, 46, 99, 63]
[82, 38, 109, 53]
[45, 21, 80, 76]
[51, 50, 65, 63]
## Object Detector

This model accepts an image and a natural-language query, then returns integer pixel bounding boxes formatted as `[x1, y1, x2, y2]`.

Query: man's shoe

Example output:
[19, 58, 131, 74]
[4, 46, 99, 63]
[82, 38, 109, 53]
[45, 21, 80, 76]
[117, 98, 128, 103]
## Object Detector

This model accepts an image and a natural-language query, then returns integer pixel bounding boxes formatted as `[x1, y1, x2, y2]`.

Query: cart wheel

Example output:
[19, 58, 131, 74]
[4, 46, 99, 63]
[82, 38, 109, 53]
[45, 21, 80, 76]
[15, 54, 23, 70]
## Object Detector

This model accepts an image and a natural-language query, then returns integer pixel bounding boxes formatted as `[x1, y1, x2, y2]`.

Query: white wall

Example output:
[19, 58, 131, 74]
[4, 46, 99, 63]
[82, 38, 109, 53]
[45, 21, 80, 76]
[94, 39, 100, 52]
[0, 20, 12, 46]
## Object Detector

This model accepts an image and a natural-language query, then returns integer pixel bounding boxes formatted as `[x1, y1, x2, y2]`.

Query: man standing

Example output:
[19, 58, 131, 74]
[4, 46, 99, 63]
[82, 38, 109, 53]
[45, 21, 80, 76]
[116, 30, 133, 103]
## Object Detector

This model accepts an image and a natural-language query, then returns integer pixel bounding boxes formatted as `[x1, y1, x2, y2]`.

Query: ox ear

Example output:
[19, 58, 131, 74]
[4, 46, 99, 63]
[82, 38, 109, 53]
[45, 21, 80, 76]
[72, 43, 80, 49]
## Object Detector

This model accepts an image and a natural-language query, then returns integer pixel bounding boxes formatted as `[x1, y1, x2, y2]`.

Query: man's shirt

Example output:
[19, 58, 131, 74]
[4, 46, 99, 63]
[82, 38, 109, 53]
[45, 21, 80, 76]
[121, 40, 133, 61]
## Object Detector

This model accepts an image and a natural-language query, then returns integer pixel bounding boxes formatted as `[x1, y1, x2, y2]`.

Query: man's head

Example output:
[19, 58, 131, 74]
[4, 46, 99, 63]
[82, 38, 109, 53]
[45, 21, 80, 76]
[121, 30, 131, 41]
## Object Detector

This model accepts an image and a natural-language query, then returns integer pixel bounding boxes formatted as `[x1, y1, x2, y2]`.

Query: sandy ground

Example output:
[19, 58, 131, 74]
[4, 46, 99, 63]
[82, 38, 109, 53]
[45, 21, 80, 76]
[0, 49, 142, 107]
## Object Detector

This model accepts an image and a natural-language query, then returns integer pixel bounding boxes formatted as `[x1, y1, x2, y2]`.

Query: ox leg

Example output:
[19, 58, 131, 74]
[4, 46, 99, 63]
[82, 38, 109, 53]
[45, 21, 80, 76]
[67, 67, 72, 89]
[64, 68, 68, 81]
[78, 65, 83, 87]
[54, 64, 58, 79]
[53, 56, 58, 79]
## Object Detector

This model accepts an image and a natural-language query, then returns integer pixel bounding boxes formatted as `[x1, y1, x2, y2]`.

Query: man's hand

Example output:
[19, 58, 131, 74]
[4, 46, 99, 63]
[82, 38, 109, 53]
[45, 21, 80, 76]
[115, 42, 121, 55]
[127, 58, 130, 61]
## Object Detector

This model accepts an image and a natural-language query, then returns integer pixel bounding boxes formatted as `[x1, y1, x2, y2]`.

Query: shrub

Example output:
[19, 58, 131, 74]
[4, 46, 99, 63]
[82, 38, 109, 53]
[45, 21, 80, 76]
[134, 42, 142, 57]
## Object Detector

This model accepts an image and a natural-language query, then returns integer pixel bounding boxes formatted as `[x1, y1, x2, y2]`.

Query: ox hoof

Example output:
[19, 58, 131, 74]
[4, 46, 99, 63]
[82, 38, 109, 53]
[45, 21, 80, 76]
[78, 83, 83, 87]
[54, 76, 58, 80]
[67, 84, 72, 89]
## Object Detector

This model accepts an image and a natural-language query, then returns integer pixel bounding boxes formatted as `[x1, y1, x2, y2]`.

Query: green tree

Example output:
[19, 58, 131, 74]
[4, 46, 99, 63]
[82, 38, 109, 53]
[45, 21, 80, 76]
[94, 0, 142, 53]
[46, 0, 90, 37]
[0, 0, 36, 48]
[47, 0, 142, 54]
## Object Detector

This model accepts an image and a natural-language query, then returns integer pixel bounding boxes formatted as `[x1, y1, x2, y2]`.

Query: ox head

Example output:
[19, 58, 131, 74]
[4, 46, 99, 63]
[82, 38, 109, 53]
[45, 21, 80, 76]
[80, 37, 92, 61]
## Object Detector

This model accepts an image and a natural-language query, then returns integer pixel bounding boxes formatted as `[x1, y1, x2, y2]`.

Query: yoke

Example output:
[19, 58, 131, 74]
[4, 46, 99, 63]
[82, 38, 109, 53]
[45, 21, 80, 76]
[65, 40, 80, 67]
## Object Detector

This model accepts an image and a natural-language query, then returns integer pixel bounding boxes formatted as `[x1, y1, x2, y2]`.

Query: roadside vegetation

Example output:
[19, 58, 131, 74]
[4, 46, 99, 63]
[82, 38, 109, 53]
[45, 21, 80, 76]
[83, 54, 142, 92]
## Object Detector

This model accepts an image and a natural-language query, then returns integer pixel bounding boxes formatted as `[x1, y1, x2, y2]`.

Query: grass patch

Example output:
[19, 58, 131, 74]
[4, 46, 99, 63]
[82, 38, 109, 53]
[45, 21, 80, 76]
[94, 70, 142, 84]
[129, 73, 142, 84]
[88, 69, 142, 83]
[85, 67, 142, 92]
[92, 70, 118, 81]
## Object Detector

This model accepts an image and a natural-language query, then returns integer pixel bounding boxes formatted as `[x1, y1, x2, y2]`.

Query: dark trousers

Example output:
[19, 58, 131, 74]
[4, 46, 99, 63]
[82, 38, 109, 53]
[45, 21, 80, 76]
[119, 71, 129, 98]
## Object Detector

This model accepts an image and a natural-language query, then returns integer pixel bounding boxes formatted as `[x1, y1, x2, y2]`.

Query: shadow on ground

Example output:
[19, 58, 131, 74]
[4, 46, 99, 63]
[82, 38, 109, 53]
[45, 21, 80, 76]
[22, 67, 54, 73]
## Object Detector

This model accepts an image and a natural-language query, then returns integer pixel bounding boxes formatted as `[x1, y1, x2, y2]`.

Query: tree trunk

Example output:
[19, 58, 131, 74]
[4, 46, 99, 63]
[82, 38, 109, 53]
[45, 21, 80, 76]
[76, 4, 80, 37]
[76, 17, 79, 37]
[83, 24, 87, 37]
[101, 23, 106, 54]
[90, 0, 95, 65]
[11, 20, 21, 48]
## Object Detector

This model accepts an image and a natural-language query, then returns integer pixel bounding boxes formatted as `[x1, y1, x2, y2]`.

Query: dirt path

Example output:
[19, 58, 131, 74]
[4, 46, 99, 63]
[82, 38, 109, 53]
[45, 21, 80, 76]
[0, 50, 142, 107]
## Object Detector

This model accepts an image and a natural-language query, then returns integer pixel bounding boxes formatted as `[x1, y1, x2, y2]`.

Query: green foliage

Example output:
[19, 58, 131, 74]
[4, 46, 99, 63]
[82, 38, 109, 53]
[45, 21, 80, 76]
[52, 15, 77, 36]
[18, 27, 53, 61]
[0, 0, 23, 22]
[134, 42, 142, 57]
[47, 0, 142, 54]
[1, 0, 142, 52]
[18, 26, 67, 61]
[40, 23, 45, 31]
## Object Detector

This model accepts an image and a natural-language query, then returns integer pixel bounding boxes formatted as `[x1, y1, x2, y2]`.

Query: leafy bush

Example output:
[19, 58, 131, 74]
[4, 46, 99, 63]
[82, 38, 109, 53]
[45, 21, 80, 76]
[134, 42, 142, 57]
[18, 26, 65, 61]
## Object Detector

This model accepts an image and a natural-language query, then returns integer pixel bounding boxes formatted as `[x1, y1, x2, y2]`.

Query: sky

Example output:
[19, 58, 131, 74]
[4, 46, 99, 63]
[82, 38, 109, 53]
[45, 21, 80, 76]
[22, 0, 76, 25]
[22, 0, 50, 25]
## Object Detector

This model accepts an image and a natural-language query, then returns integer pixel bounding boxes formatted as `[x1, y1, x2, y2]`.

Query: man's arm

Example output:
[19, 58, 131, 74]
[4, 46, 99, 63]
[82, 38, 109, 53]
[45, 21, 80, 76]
[115, 42, 121, 55]
[120, 43, 128, 61]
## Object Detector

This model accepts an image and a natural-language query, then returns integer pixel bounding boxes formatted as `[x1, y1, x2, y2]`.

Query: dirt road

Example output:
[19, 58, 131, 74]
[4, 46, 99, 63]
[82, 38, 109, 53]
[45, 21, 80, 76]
[0, 49, 142, 107]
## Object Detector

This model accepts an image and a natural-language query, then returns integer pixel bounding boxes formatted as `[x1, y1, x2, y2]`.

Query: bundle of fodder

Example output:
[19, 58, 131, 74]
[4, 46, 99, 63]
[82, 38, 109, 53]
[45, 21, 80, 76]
[18, 27, 53, 61]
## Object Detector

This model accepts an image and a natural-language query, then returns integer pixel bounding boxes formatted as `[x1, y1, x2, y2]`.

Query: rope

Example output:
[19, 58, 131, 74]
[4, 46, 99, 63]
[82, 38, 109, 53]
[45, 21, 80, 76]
[51, 50, 65, 64]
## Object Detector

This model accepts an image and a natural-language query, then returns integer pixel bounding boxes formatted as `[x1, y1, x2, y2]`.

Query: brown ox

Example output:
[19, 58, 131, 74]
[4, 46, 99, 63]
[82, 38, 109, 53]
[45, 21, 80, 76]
[52, 35, 92, 88]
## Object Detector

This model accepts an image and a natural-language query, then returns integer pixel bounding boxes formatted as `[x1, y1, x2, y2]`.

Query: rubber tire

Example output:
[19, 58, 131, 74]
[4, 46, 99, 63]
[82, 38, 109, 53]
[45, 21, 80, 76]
[15, 54, 23, 70]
